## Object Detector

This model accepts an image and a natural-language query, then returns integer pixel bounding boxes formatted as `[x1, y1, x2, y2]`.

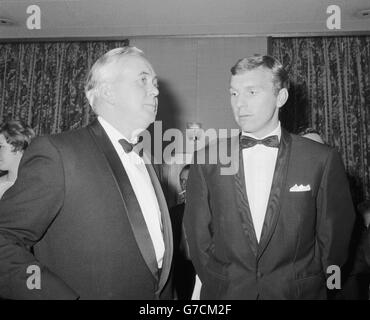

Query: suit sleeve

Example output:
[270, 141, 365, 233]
[316, 149, 356, 275]
[0, 136, 79, 299]
[183, 162, 213, 283]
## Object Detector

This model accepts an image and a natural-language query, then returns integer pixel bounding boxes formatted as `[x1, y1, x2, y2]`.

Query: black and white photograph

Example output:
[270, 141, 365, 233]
[0, 0, 369, 312]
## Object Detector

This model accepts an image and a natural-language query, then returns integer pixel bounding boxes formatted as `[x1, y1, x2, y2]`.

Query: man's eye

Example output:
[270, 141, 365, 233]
[230, 91, 238, 97]
[249, 90, 257, 95]
[141, 77, 148, 84]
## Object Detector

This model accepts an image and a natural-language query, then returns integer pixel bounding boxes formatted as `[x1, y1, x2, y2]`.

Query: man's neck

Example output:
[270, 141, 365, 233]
[243, 122, 281, 140]
[98, 115, 142, 143]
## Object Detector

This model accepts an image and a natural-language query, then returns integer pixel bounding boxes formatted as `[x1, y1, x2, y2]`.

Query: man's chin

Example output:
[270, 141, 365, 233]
[237, 120, 253, 132]
[138, 116, 156, 131]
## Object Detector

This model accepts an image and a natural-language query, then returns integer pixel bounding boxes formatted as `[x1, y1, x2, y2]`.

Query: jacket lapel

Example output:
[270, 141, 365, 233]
[87, 120, 159, 282]
[143, 154, 173, 298]
[231, 135, 259, 256]
[257, 129, 292, 260]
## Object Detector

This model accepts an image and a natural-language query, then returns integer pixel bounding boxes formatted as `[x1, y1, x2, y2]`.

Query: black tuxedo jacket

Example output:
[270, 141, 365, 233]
[364, 228, 370, 269]
[0, 120, 173, 300]
[184, 129, 355, 299]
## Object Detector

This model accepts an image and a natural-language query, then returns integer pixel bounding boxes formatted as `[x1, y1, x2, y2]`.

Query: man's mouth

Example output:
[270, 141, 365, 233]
[145, 102, 157, 113]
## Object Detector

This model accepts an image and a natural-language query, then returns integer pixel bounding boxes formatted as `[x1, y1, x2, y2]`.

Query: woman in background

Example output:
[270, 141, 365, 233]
[0, 120, 35, 199]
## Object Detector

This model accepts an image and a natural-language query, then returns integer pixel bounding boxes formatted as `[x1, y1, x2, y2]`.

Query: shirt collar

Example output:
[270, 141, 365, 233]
[98, 116, 137, 144]
[242, 121, 281, 142]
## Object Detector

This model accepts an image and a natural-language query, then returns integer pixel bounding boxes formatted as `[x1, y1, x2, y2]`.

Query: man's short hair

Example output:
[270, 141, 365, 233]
[84, 46, 144, 108]
[297, 127, 322, 137]
[179, 164, 190, 191]
[230, 54, 290, 94]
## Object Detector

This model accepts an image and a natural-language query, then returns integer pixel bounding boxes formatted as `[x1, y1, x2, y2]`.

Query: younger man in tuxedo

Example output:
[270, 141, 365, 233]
[184, 55, 355, 299]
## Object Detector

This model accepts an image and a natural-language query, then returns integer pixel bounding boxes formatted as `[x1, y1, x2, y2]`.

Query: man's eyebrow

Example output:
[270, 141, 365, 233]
[138, 72, 157, 80]
[138, 71, 150, 76]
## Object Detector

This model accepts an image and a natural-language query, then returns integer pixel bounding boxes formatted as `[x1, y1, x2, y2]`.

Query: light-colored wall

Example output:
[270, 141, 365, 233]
[131, 37, 268, 207]
[1, 0, 369, 39]
[132, 37, 267, 132]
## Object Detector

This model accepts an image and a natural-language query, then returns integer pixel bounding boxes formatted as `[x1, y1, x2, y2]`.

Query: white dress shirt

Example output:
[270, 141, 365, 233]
[191, 123, 282, 300]
[242, 122, 281, 242]
[0, 181, 14, 199]
[98, 116, 165, 268]
[191, 124, 282, 299]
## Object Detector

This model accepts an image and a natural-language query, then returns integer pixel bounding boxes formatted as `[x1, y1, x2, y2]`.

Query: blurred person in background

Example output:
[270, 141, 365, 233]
[356, 200, 370, 298]
[169, 165, 196, 299]
[0, 120, 35, 199]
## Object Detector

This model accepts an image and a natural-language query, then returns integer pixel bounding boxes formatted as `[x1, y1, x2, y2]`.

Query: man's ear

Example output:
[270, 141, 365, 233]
[276, 88, 289, 109]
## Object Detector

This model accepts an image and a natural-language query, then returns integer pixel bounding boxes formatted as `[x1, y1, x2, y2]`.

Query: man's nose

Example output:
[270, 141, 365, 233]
[149, 85, 159, 97]
[236, 94, 248, 109]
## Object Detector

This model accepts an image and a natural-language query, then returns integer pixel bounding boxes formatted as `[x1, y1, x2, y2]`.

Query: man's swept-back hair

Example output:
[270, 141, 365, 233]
[297, 126, 322, 137]
[230, 54, 290, 94]
[84, 46, 144, 107]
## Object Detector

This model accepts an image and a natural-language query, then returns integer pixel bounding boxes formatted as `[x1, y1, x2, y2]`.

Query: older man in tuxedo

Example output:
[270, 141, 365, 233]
[184, 55, 355, 299]
[0, 46, 173, 300]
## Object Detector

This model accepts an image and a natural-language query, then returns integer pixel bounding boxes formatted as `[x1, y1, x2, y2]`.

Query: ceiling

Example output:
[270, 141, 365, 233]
[0, 0, 369, 39]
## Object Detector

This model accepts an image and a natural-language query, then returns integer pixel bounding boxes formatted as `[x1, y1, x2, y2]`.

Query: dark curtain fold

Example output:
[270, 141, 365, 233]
[272, 36, 370, 205]
[0, 39, 129, 135]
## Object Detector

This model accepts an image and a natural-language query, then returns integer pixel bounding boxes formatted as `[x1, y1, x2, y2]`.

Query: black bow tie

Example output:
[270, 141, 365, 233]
[240, 135, 279, 149]
[118, 139, 137, 153]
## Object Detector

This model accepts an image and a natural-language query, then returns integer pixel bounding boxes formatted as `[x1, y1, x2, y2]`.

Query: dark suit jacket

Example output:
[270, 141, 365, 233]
[0, 120, 173, 300]
[362, 227, 370, 299]
[169, 203, 195, 300]
[184, 129, 355, 300]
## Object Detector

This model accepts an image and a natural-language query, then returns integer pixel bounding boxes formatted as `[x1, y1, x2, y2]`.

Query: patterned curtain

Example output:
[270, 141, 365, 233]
[271, 36, 370, 205]
[0, 39, 129, 135]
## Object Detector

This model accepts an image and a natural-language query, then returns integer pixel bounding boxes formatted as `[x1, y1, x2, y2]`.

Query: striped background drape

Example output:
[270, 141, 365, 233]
[271, 36, 370, 205]
[0, 40, 129, 135]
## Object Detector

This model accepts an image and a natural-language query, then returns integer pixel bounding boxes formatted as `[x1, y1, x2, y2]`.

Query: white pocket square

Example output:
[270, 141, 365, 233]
[289, 184, 311, 192]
